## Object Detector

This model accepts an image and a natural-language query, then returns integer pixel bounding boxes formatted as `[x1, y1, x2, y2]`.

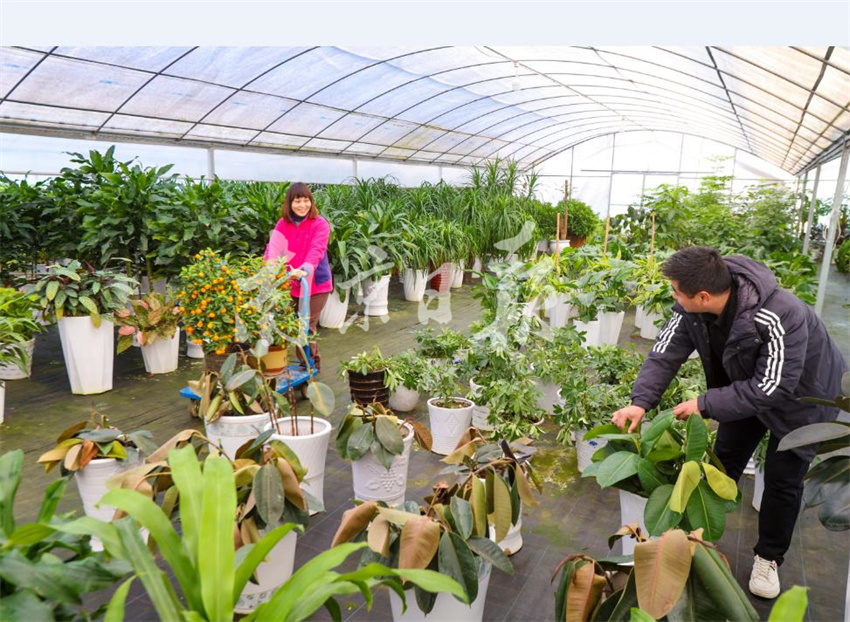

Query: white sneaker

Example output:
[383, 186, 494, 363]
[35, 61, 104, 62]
[749, 554, 780, 599]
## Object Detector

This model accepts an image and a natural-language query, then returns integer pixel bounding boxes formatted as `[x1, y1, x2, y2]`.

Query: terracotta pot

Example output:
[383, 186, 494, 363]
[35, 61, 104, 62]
[568, 235, 586, 248]
[348, 369, 390, 406]
[429, 262, 452, 295]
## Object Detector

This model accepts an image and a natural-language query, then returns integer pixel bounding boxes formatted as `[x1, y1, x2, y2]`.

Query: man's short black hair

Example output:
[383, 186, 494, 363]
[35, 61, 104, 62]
[662, 246, 732, 296]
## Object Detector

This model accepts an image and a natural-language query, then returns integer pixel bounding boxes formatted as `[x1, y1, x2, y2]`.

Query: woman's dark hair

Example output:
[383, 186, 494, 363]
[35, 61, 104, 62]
[282, 182, 318, 223]
[661, 246, 732, 296]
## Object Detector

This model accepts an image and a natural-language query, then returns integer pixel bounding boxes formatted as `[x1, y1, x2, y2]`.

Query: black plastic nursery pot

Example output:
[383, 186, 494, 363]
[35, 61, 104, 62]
[347, 369, 390, 407]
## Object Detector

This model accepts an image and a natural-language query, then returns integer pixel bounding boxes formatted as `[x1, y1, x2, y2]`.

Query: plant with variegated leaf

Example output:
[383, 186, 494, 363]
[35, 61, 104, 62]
[36, 411, 157, 473]
[114, 292, 183, 353]
[583, 410, 740, 542]
[336, 402, 432, 469]
[552, 527, 758, 621]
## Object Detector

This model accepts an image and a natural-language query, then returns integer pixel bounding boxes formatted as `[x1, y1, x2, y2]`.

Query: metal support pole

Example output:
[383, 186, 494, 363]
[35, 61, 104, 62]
[795, 170, 808, 237]
[352, 158, 359, 180]
[814, 140, 849, 316]
[605, 134, 616, 219]
[206, 148, 215, 180]
[802, 166, 821, 254]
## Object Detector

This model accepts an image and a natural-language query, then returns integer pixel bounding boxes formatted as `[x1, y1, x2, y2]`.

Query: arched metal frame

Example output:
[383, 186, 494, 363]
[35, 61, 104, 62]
[0, 45, 847, 175]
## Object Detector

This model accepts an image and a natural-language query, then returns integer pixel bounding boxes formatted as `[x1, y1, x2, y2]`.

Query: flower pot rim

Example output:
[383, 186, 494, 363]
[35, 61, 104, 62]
[208, 412, 273, 423]
[264, 415, 333, 437]
[427, 396, 474, 409]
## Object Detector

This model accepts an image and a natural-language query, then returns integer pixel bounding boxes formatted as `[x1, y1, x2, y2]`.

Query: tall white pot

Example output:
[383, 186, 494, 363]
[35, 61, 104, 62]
[0, 338, 35, 380]
[471, 258, 483, 278]
[489, 509, 523, 555]
[75, 458, 133, 550]
[266, 417, 332, 514]
[320, 288, 349, 329]
[548, 294, 575, 329]
[351, 423, 414, 507]
[58, 316, 114, 395]
[469, 378, 493, 431]
[574, 319, 602, 348]
[205, 412, 272, 460]
[389, 385, 420, 412]
[619, 490, 648, 556]
[535, 379, 561, 413]
[752, 466, 765, 512]
[234, 530, 298, 613]
[575, 428, 607, 474]
[362, 275, 391, 316]
[389, 562, 492, 622]
[599, 311, 625, 345]
[639, 307, 664, 341]
[141, 327, 180, 374]
[634, 306, 646, 331]
[450, 261, 466, 288]
[403, 269, 427, 302]
[427, 397, 474, 455]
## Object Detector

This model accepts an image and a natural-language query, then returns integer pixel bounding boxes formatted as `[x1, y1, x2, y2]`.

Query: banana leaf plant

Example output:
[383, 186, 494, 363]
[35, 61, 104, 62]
[336, 403, 432, 469]
[552, 528, 758, 621]
[583, 411, 740, 541]
[58, 445, 463, 622]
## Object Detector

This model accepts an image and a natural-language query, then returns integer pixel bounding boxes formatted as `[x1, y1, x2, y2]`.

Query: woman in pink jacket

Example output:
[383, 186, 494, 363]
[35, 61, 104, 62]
[264, 182, 333, 371]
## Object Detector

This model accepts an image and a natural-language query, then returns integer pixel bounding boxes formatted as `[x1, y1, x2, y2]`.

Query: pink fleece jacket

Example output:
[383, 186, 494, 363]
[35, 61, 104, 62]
[264, 216, 333, 298]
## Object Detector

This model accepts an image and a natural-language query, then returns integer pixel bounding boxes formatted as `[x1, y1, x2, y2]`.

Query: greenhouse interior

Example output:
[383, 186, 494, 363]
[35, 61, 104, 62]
[1, 40, 850, 622]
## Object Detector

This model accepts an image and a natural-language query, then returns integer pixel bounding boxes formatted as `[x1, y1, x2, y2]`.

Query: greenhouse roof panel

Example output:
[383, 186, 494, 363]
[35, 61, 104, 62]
[1, 45, 847, 175]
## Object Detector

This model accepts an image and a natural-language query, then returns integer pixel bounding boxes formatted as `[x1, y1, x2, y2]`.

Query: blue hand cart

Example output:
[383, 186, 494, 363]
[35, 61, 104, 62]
[179, 275, 319, 402]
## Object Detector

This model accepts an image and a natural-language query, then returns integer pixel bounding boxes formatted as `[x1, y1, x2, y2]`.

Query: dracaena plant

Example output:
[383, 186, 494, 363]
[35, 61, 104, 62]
[335, 403, 432, 468]
[582, 411, 740, 542]
[34, 260, 138, 327]
[36, 411, 157, 473]
[114, 292, 183, 353]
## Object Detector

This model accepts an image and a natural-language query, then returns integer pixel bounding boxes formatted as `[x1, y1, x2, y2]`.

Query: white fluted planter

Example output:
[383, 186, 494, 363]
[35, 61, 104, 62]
[266, 417, 332, 515]
[427, 397, 474, 455]
[0, 338, 35, 380]
[389, 385, 420, 412]
[362, 275, 391, 316]
[403, 269, 427, 302]
[205, 412, 272, 460]
[450, 261, 466, 288]
[469, 378, 493, 431]
[752, 466, 765, 512]
[234, 530, 297, 614]
[389, 562, 491, 622]
[575, 428, 608, 474]
[186, 340, 204, 359]
[619, 490, 648, 556]
[599, 311, 625, 345]
[547, 293, 574, 328]
[574, 319, 602, 348]
[140, 327, 180, 374]
[75, 458, 133, 550]
[351, 423, 414, 507]
[320, 288, 350, 328]
[58, 316, 114, 395]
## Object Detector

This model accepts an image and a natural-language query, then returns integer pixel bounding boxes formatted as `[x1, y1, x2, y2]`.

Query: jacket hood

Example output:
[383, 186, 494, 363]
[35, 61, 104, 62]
[724, 255, 778, 308]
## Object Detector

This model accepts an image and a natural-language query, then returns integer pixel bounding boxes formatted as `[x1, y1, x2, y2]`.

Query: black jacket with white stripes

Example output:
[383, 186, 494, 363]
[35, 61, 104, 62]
[631, 255, 847, 459]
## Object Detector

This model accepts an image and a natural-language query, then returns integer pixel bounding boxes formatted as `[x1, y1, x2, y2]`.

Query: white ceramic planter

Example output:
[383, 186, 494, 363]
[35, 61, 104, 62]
[535, 379, 561, 413]
[389, 562, 491, 622]
[575, 428, 608, 474]
[450, 261, 466, 289]
[549, 239, 571, 254]
[0, 337, 35, 380]
[639, 308, 664, 341]
[351, 423, 414, 507]
[75, 458, 133, 550]
[205, 412, 272, 460]
[140, 327, 180, 374]
[619, 490, 649, 556]
[427, 397, 474, 455]
[599, 311, 625, 345]
[362, 275, 391, 316]
[471, 258, 483, 278]
[403, 269, 428, 302]
[266, 417, 332, 514]
[574, 319, 602, 348]
[469, 378, 493, 432]
[490, 510, 523, 555]
[634, 306, 646, 331]
[548, 294, 575, 329]
[58, 316, 114, 395]
[389, 385, 420, 412]
[186, 340, 204, 359]
[320, 288, 350, 329]
[752, 467, 765, 512]
[234, 530, 297, 613]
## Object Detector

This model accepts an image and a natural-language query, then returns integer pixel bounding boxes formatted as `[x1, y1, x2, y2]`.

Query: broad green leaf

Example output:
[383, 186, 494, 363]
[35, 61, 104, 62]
[767, 586, 808, 622]
[690, 541, 758, 621]
[7, 523, 55, 547]
[778, 422, 850, 451]
[46, 280, 59, 301]
[637, 458, 666, 495]
[640, 410, 674, 450]
[818, 486, 850, 531]
[306, 381, 335, 418]
[198, 456, 236, 622]
[803, 457, 849, 507]
[168, 446, 203, 562]
[0, 450, 23, 537]
[471, 476, 488, 537]
[630, 607, 656, 622]
[702, 463, 738, 501]
[669, 461, 701, 513]
[583, 423, 622, 441]
[684, 415, 708, 461]
[77, 295, 99, 316]
[644, 485, 683, 536]
[450, 496, 474, 540]
[375, 416, 404, 455]
[466, 536, 513, 574]
[105, 577, 135, 622]
[346, 423, 375, 461]
[37, 478, 67, 524]
[685, 481, 728, 542]
[392, 568, 468, 602]
[595, 452, 641, 489]
[0, 589, 54, 621]
[490, 473, 512, 543]
[634, 529, 692, 619]
[438, 532, 478, 604]
[0, 549, 82, 604]
[225, 369, 256, 391]
[233, 523, 297, 604]
[253, 464, 285, 526]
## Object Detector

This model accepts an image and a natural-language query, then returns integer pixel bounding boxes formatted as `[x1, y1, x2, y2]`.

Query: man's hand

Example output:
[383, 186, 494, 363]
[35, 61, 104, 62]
[612, 405, 646, 433]
[673, 399, 700, 420]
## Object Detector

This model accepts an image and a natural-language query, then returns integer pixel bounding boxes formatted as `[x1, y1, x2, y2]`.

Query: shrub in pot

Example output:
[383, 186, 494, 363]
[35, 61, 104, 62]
[0, 287, 43, 380]
[419, 362, 475, 455]
[34, 260, 137, 394]
[554, 197, 599, 246]
[336, 402, 432, 506]
[414, 327, 471, 364]
[527, 325, 585, 411]
[387, 349, 428, 412]
[340, 346, 401, 407]
[115, 292, 183, 374]
[629, 252, 674, 340]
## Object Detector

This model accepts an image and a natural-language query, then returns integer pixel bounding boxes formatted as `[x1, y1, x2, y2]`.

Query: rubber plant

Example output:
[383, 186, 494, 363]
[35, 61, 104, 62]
[336, 402, 432, 468]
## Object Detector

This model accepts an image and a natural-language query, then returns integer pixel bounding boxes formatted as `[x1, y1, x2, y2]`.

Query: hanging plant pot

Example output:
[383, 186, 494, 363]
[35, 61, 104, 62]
[320, 287, 349, 329]
[261, 345, 289, 376]
[186, 340, 204, 359]
[598, 311, 625, 345]
[0, 337, 35, 380]
[574, 319, 602, 348]
[75, 457, 134, 550]
[403, 268, 427, 302]
[362, 275, 391, 316]
[351, 422, 414, 507]
[429, 262, 452, 295]
[618, 490, 648, 556]
[234, 529, 297, 614]
[450, 261, 466, 289]
[140, 327, 180, 375]
[427, 397, 474, 455]
[575, 428, 607, 474]
[266, 416, 332, 515]
[752, 466, 765, 512]
[348, 369, 390, 407]
[639, 308, 664, 341]
[205, 412, 272, 460]
[58, 316, 114, 395]
[389, 562, 492, 622]
[388, 385, 419, 412]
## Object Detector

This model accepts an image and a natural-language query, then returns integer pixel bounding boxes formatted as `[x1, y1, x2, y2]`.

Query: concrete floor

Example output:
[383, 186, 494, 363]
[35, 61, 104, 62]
[2, 267, 848, 621]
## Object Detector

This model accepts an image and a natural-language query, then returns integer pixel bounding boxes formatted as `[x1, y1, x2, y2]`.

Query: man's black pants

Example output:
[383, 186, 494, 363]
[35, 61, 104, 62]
[713, 416, 811, 566]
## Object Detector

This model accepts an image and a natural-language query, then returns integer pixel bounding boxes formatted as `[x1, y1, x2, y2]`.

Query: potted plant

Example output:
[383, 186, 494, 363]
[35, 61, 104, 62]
[355, 200, 410, 316]
[400, 220, 435, 302]
[387, 349, 429, 412]
[554, 197, 599, 248]
[331, 493, 513, 621]
[336, 403, 432, 506]
[630, 252, 674, 340]
[115, 292, 183, 374]
[527, 324, 585, 412]
[414, 327, 471, 364]
[0, 288, 43, 380]
[751, 432, 769, 512]
[419, 361, 475, 455]
[36, 412, 157, 550]
[340, 346, 402, 407]
[582, 410, 740, 554]
[34, 260, 137, 394]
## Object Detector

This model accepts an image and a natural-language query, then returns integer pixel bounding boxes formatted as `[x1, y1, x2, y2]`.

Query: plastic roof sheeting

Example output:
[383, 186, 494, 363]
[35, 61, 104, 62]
[0, 45, 847, 174]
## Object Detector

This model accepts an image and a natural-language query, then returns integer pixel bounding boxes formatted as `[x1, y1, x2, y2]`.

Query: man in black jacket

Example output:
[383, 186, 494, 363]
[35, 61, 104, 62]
[612, 246, 847, 599]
